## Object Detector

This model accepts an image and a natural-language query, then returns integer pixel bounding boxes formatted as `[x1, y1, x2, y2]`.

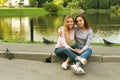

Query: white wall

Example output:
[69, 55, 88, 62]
[7, 0, 29, 6]
[11, 0, 20, 6]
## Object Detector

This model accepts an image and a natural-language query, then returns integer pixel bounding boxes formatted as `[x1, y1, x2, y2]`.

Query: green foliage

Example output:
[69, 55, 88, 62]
[57, 8, 71, 15]
[43, 2, 62, 12]
[110, 0, 120, 6]
[111, 6, 118, 11]
[99, 0, 110, 9]
[81, 0, 93, 10]
[37, 0, 53, 7]
[0, 0, 6, 4]
[67, 2, 79, 9]
[29, 0, 37, 7]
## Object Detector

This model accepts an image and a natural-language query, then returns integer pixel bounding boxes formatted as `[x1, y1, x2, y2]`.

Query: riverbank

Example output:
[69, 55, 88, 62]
[0, 8, 49, 17]
[0, 8, 119, 17]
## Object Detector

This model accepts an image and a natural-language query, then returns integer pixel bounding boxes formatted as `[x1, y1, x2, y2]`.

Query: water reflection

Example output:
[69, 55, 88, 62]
[0, 17, 30, 41]
[0, 13, 120, 43]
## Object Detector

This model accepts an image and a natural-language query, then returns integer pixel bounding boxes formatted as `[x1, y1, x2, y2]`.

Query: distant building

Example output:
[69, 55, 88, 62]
[23, 0, 29, 7]
[5, 0, 29, 7]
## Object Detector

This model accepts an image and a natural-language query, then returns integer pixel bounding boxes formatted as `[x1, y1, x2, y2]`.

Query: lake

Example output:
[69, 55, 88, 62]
[0, 13, 120, 43]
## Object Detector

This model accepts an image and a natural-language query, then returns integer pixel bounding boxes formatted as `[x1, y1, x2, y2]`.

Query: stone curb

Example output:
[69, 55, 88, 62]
[0, 51, 120, 62]
[102, 55, 120, 62]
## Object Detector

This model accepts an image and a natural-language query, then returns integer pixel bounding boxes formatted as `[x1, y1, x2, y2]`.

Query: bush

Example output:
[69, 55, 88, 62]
[110, 5, 120, 12]
[99, 0, 110, 9]
[43, 3, 62, 12]
[67, 2, 79, 9]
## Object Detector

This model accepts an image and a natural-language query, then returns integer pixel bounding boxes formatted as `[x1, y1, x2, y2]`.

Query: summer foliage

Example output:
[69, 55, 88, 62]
[0, 0, 6, 5]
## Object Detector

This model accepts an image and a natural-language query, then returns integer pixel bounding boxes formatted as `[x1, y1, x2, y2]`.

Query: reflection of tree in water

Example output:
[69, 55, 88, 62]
[34, 14, 63, 36]
[0, 27, 3, 39]
[12, 31, 25, 41]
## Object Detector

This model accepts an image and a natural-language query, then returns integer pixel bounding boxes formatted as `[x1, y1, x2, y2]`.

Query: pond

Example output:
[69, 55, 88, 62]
[0, 13, 120, 43]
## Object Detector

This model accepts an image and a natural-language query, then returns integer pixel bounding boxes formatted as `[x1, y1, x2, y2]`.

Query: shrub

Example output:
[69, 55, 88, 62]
[43, 2, 62, 12]
[67, 2, 79, 9]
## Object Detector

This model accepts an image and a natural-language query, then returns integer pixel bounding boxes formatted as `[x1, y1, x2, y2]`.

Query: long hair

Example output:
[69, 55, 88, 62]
[75, 14, 90, 29]
[63, 16, 74, 45]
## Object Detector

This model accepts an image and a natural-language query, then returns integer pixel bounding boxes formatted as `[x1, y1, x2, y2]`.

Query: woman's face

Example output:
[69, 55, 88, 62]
[76, 17, 84, 28]
[66, 18, 74, 29]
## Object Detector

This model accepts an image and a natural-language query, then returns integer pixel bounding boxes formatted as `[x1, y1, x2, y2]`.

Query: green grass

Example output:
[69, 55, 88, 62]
[57, 8, 71, 15]
[1, 40, 120, 46]
[0, 8, 49, 17]
[0, 8, 71, 17]
[92, 43, 120, 46]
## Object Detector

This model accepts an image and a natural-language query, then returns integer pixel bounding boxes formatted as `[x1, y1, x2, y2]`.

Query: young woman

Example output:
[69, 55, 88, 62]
[70, 14, 93, 74]
[54, 15, 75, 70]
[55, 15, 92, 75]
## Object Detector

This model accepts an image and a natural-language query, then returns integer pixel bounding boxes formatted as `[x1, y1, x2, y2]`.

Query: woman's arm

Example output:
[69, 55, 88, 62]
[74, 29, 93, 54]
[57, 27, 72, 49]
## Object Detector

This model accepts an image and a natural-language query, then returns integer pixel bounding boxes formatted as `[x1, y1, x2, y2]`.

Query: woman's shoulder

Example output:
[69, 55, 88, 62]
[88, 28, 92, 32]
[88, 28, 93, 34]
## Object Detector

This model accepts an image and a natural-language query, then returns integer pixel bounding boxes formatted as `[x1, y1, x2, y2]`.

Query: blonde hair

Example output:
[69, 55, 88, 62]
[63, 16, 74, 45]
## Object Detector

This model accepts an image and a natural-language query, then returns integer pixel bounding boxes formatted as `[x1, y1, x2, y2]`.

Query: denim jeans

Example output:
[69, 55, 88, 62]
[76, 48, 92, 66]
[54, 44, 92, 65]
[55, 48, 77, 60]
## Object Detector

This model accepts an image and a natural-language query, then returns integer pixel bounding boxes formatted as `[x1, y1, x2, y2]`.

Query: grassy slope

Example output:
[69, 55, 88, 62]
[0, 8, 49, 17]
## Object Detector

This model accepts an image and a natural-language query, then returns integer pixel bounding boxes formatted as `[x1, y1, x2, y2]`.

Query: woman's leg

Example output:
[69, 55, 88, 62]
[55, 48, 80, 62]
[54, 48, 68, 57]
[61, 57, 71, 69]
[76, 48, 92, 66]
[63, 48, 78, 60]
[55, 48, 73, 69]
[80, 48, 92, 59]
[71, 48, 92, 74]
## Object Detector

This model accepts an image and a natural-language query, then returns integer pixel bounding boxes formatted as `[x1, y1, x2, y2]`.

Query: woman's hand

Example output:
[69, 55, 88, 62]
[70, 48, 82, 54]
[74, 49, 82, 54]
[58, 27, 63, 36]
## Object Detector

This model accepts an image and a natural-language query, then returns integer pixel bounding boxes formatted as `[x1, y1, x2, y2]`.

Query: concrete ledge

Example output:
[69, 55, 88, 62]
[0, 51, 50, 61]
[88, 54, 102, 62]
[0, 51, 120, 62]
[102, 55, 120, 62]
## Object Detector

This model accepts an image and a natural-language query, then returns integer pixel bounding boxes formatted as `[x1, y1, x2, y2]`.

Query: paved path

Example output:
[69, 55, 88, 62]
[0, 58, 120, 80]
[0, 42, 120, 62]
[0, 43, 120, 80]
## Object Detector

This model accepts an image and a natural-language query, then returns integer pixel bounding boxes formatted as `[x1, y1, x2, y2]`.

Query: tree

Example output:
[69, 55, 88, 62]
[37, 0, 53, 7]
[0, 0, 6, 6]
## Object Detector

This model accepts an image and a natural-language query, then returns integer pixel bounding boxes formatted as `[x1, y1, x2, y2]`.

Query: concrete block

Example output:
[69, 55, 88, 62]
[103, 55, 120, 62]
[88, 54, 102, 62]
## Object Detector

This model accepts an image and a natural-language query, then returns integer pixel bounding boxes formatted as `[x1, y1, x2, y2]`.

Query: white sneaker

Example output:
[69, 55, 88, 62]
[71, 64, 77, 73]
[79, 58, 87, 65]
[61, 62, 68, 70]
[76, 66, 85, 74]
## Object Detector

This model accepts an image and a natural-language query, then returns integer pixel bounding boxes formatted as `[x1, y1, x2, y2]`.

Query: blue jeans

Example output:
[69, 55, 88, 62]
[54, 45, 77, 59]
[76, 48, 92, 66]
[54, 44, 92, 65]
[55, 48, 77, 61]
